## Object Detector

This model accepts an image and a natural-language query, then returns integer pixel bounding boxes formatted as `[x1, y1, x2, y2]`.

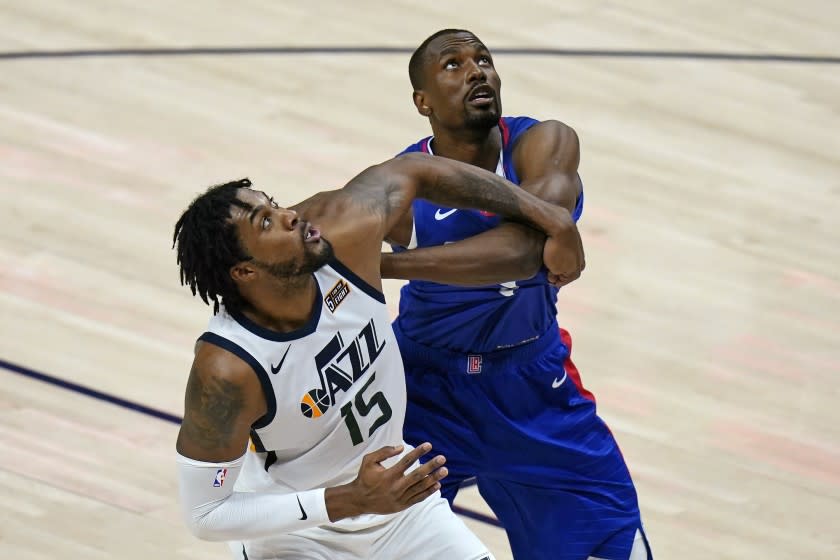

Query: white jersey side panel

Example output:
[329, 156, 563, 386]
[202, 261, 408, 498]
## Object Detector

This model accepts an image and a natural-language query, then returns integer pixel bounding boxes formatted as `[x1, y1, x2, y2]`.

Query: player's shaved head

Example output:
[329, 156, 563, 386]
[408, 29, 482, 89]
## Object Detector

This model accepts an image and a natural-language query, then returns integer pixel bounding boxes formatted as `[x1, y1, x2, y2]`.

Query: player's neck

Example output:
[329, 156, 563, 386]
[240, 275, 318, 333]
[430, 125, 501, 173]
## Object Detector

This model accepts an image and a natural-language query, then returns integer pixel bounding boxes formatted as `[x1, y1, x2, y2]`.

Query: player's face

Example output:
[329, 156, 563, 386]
[418, 33, 502, 131]
[230, 188, 333, 282]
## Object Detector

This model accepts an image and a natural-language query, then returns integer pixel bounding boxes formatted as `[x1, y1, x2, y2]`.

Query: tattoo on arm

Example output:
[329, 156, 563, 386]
[181, 372, 245, 451]
[344, 171, 409, 224]
[344, 158, 532, 230]
[430, 168, 526, 223]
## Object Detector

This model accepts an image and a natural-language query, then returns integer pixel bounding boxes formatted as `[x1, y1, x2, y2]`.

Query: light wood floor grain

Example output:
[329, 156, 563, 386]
[1, 1, 838, 558]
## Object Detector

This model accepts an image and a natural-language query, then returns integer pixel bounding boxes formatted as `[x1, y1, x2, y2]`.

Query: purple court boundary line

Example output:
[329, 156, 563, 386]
[0, 357, 500, 527]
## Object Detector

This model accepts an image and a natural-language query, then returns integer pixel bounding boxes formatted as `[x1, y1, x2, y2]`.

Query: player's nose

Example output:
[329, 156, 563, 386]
[466, 59, 486, 82]
[281, 208, 298, 230]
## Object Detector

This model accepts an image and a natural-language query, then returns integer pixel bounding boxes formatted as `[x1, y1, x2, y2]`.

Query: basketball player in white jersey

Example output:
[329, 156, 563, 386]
[172, 152, 579, 559]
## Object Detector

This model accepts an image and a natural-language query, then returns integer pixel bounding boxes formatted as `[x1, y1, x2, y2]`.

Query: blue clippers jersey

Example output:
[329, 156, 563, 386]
[393, 116, 585, 353]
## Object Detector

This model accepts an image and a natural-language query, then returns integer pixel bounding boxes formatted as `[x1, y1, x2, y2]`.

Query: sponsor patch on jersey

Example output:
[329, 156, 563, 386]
[213, 468, 227, 487]
[324, 279, 350, 313]
[467, 354, 483, 374]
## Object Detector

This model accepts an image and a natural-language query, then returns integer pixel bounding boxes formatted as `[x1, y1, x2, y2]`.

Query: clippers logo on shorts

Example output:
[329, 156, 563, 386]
[467, 354, 483, 374]
[324, 279, 350, 313]
[299, 318, 386, 418]
[213, 468, 227, 487]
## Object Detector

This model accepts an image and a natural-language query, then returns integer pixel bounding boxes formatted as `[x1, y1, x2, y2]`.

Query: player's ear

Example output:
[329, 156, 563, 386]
[230, 261, 257, 284]
[413, 90, 431, 117]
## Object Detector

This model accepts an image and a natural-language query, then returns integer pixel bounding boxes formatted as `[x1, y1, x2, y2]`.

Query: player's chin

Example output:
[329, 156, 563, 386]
[464, 107, 500, 128]
[308, 237, 334, 261]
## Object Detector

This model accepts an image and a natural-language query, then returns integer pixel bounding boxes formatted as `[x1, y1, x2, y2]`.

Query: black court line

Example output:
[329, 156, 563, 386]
[0, 357, 502, 528]
[0, 46, 837, 64]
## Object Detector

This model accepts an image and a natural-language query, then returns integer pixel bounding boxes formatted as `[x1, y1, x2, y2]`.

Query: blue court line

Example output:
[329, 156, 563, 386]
[451, 504, 499, 526]
[0, 357, 502, 528]
[0, 358, 182, 424]
[0, 46, 837, 63]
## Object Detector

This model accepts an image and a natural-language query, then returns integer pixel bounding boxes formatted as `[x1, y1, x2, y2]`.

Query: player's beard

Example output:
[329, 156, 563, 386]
[254, 237, 334, 282]
[463, 99, 501, 131]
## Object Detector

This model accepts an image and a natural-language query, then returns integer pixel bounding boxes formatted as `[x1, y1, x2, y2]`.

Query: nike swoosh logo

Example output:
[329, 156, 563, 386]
[552, 371, 568, 389]
[296, 495, 308, 520]
[434, 208, 458, 220]
[270, 345, 291, 374]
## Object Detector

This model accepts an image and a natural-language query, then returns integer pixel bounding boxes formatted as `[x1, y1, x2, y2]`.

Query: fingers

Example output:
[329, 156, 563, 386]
[356, 443, 447, 514]
[390, 442, 433, 474]
[401, 455, 449, 506]
[395, 453, 446, 501]
[401, 462, 448, 505]
[402, 454, 446, 488]
[401, 456, 447, 502]
[363, 444, 405, 466]
[547, 271, 580, 288]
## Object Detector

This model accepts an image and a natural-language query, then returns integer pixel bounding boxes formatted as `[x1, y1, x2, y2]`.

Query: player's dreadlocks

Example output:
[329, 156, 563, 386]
[173, 178, 254, 314]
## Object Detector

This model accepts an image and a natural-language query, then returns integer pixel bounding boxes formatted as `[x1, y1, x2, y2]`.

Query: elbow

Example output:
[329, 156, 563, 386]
[182, 509, 229, 542]
[186, 521, 227, 542]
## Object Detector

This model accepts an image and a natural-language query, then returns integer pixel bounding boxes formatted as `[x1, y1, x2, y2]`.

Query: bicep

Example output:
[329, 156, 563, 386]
[514, 120, 583, 213]
[520, 171, 581, 214]
[176, 350, 265, 462]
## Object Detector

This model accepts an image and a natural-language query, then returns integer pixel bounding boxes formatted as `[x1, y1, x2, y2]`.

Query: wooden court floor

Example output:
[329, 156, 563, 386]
[0, 1, 838, 558]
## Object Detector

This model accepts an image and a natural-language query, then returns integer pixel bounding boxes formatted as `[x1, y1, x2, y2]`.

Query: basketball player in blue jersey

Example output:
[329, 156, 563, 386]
[172, 152, 576, 559]
[382, 29, 652, 560]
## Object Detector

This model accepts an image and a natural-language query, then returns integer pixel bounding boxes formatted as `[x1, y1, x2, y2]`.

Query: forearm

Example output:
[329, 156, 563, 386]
[177, 453, 358, 541]
[383, 223, 544, 285]
[426, 161, 560, 233]
[396, 153, 569, 237]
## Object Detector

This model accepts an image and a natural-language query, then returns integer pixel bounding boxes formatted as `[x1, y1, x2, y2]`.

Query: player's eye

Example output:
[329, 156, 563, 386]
[478, 55, 491, 65]
[262, 216, 271, 229]
[444, 59, 458, 70]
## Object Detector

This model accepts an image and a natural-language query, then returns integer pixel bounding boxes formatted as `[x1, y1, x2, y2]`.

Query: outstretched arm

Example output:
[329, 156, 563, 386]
[347, 151, 574, 269]
[381, 120, 585, 287]
[296, 150, 578, 291]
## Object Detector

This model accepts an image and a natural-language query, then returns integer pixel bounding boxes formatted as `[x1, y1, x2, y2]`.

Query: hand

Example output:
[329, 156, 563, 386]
[349, 442, 447, 515]
[543, 233, 585, 288]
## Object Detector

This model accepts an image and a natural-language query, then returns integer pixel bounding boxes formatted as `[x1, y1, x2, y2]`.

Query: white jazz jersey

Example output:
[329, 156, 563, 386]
[200, 260, 408, 510]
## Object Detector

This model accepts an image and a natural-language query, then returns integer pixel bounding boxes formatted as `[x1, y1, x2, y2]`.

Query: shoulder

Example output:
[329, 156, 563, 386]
[513, 119, 580, 164]
[192, 338, 261, 390]
[511, 119, 581, 184]
[515, 119, 578, 149]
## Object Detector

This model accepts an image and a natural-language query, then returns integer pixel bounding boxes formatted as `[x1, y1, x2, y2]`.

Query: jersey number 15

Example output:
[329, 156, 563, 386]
[340, 371, 392, 446]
